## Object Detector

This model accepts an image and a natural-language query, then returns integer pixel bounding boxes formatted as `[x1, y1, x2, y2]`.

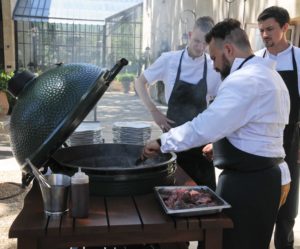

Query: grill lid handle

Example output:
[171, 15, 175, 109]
[104, 58, 128, 84]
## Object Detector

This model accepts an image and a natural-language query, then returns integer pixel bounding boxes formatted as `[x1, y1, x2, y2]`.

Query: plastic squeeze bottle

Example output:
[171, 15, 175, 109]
[71, 167, 89, 218]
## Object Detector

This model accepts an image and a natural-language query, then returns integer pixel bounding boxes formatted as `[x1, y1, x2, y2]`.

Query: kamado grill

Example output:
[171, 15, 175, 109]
[8, 59, 177, 196]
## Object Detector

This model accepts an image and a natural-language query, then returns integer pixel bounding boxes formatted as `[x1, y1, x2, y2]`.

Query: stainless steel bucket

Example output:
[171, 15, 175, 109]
[40, 174, 71, 215]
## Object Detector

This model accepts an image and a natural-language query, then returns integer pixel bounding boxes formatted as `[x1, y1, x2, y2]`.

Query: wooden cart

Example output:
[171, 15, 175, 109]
[9, 166, 233, 249]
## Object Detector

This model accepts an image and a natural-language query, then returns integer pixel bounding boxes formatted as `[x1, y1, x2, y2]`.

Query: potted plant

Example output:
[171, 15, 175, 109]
[116, 72, 136, 93]
[0, 70, 14, 115]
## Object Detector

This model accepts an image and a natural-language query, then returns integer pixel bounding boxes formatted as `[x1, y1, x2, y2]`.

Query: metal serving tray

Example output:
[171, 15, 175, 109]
[154, 186, 231, 217]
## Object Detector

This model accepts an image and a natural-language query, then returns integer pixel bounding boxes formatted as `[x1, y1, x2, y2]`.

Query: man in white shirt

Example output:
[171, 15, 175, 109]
[142, 19, 291, 249]
[256, 6, 300, 249]
[135, 16, 221, 191]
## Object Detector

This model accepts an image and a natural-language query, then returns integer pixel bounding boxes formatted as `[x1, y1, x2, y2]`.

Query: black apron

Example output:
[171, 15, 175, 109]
[264, 48, 300, 248]
[213, 55, 282, 249]
[166, 50, 216, 190]
[269, 48, 299, 219]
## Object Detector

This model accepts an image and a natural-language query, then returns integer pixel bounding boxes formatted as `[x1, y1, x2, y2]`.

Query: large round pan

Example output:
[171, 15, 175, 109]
[50, 143, 177, 196]
[51, 143, 177, 175]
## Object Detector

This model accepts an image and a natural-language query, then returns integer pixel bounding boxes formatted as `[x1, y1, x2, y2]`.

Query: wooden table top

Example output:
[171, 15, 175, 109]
[9, 166, 233, 249]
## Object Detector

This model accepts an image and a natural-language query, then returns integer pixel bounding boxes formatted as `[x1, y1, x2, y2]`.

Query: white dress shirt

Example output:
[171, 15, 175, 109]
[160, 56, 291, 184]
[256, 44, 300, 184]
[256, 44, 300, 95]
[143, 47, 221, 103]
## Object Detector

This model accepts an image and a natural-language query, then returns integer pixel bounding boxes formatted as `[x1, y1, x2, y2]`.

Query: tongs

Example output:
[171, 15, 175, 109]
[135, 156, 147, 166]
[25, 158, 51, 188]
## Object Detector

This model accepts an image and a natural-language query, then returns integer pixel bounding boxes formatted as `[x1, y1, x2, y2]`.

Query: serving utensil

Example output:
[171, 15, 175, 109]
[135, 156, 147, 166]
[25, 158, 51, 189]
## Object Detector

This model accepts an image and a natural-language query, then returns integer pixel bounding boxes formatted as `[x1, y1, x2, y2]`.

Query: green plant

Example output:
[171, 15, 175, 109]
[0, 70, 15, 115]
[116, 72, 136, 82]
[0, 70, 14, 91]
[116, 72, 136, 93]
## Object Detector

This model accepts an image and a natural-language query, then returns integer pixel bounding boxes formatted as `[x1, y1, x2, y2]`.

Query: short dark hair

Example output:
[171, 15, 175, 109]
[194, 16, 215, 33]
[257, 6, 290, 27]
[205, 18, 251, 51]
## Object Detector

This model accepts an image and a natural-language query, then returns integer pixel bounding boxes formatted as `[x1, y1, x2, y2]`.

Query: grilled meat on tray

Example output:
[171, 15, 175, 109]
[159, 188, 218, 210]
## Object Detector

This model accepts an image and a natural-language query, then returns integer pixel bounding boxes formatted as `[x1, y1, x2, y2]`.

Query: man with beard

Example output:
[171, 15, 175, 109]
[141, 19, 291, 249]
[135, 16, 221, 191]
[256, 6, 300, 249]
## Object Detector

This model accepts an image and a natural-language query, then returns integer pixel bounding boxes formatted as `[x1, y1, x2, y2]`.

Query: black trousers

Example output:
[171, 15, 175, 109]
[216, 166, 281, 249]
[275, 125, 300, 249]
[176, 147, 216, 191]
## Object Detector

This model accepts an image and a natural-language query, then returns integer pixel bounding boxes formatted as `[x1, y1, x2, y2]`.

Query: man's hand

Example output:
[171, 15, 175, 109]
[202, 143, 213, 161]
[134, 75, 174, 132]
[142, 139, 161, 158]
[150, 109, 175, 132]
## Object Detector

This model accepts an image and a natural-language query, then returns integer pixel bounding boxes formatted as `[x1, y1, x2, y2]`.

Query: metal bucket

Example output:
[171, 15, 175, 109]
[40, 174, 71, 215]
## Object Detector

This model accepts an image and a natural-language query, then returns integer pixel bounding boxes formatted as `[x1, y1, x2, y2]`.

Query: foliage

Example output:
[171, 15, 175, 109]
[0, 70, 14, 91]
[115, 72, 136, 93]
[116, 72, 136, 82]
[0, 70, 15, 115]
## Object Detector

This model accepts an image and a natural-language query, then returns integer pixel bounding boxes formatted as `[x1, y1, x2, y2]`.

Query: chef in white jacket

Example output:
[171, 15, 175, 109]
[256, 6, 300, 249]
[142, 19, 291, 249]
[135, 16, 221, 191]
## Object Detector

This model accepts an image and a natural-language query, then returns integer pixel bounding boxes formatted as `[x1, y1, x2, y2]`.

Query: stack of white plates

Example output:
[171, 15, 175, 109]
[67, 122, 104, 146]
[112, 121, 151, 145]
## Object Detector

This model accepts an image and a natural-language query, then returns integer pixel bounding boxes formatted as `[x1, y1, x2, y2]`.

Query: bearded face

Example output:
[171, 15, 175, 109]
[209, 38, 233, 80]
[216, 54, 232, 80]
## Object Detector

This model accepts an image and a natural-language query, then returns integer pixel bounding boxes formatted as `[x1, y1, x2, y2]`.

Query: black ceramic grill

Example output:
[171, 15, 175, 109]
[10, 64, 103, 164]
[9, 58, 177, 195]
[9, 59, 128, 186]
